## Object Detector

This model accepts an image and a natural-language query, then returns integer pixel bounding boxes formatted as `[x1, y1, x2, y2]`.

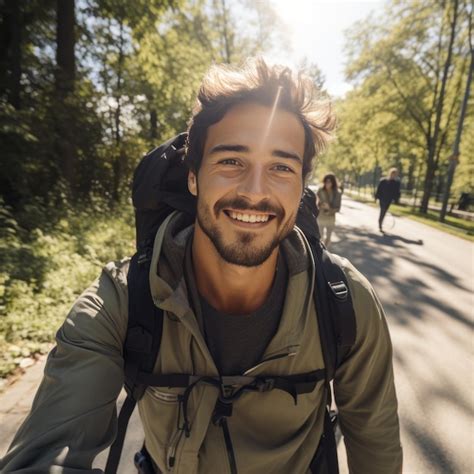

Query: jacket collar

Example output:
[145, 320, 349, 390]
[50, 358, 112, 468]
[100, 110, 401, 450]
[149, 212, 315, 367]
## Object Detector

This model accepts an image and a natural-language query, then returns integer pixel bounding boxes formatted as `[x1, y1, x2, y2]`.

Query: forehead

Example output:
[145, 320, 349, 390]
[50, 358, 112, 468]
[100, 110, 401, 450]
[203, 102, 305, 158]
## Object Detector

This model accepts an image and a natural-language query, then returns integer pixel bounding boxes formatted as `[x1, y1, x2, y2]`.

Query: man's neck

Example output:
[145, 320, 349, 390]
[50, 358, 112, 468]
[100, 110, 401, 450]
[191, 228, 279, 315]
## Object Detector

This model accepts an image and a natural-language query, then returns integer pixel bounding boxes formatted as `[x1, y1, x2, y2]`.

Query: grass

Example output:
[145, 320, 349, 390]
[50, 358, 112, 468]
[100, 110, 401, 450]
[345, 189, 474, 241]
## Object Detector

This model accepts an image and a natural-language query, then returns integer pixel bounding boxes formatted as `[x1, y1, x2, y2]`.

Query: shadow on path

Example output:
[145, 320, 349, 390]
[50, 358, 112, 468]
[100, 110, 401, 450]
[329, 222, 472, 473]
[332, 224, 471, 328]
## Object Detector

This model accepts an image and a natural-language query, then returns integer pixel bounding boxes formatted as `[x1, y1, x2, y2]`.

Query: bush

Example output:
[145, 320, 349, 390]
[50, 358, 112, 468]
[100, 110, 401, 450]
[0, 199, 135, 378]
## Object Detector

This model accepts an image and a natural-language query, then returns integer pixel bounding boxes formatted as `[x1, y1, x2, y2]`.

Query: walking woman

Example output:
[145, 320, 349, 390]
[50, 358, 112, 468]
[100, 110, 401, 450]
[317, 173, 342, 247]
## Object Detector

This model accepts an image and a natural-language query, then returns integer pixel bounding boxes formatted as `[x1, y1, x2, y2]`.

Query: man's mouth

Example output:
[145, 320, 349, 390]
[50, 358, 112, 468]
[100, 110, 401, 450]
[224, 210, 276, 224]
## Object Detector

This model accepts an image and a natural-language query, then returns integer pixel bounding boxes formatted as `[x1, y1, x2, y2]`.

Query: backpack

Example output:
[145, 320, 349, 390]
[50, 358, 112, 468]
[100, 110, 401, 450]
[105, 134, 356, 474]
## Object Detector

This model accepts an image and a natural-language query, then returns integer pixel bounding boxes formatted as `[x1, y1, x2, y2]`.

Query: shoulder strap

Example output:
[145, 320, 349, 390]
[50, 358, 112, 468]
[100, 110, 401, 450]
[105, 249, 164, 474]
[309, 239, 357, 383]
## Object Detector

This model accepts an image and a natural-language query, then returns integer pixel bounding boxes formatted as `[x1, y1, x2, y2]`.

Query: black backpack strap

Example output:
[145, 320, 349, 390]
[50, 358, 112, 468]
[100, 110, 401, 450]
[105, 249, 164, 474]
[308, 240, 356, 474]
[309, 239, 357, 385]
[320, 249, 357, 369]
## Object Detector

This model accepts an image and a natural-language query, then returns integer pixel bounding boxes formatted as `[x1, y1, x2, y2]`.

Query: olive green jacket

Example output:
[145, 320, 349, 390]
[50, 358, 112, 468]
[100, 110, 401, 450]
[0, 213, 402, 473]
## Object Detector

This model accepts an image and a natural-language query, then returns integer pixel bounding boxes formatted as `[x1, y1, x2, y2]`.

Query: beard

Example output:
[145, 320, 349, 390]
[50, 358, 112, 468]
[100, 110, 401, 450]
[196, 195, 296, 267]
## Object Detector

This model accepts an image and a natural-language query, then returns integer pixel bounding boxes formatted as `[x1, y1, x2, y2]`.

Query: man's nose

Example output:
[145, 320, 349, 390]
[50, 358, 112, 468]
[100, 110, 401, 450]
[236, 167, 270, 201]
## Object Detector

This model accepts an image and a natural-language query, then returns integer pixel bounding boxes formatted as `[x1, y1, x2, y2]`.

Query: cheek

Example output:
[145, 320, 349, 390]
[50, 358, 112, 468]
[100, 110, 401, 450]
[281, 181, 303, 211]
[198, 169, 240, 200]
[196, 173, 227, 209]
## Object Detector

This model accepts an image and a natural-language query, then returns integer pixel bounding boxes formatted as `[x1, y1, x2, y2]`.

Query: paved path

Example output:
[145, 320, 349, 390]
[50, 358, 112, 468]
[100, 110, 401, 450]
[332, 197, 473, 474]
[1, 197, 473, 473]
[0, 359, 143, 472]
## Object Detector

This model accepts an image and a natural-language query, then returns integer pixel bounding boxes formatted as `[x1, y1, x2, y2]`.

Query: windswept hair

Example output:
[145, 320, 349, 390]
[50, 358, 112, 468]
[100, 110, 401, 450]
[186, 58, 335, 180]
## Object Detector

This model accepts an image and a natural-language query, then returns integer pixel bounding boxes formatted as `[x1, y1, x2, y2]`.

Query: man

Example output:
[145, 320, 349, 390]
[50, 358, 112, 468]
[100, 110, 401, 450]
[375, 168, 401, 232]
[1, 59, 402, 473]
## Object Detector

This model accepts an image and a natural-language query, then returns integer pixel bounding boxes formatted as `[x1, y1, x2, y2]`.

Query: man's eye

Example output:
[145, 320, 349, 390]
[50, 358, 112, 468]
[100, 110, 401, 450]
[274, 164, 294, 173]
[219, 158, 240, 166]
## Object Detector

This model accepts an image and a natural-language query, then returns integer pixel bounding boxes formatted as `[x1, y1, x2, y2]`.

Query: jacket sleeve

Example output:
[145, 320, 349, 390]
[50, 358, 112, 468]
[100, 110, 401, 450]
[334, 260, 403, 474]
[375, 181, 381, 200]
[394, 181, 401, 203]
[0, 261, 129, 473]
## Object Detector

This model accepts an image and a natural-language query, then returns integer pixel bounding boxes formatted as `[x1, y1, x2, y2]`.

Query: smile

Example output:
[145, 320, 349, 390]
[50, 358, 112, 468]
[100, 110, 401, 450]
[224, 210, 275, 224]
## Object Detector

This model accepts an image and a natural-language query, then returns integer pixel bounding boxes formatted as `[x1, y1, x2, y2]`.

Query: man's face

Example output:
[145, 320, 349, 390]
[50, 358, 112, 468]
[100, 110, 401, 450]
[188, 102, 305, 267]
[390, 170, 398, 180]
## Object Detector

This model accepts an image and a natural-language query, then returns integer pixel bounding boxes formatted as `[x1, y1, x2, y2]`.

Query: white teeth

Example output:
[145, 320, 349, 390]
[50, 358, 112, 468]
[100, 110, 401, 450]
[228, 211, 270, 223]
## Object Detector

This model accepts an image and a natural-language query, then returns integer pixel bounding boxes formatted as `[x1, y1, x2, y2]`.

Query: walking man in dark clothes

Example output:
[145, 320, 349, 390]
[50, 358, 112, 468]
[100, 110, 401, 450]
[375, 168, 401, 232]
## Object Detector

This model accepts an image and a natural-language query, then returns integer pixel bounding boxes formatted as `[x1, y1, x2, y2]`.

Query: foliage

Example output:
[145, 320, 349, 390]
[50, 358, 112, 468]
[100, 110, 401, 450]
[0, 199, 135, 378]
[321, 0, 473, 213]
[0, 0, 290, 378]
[1, 0, 287, 210]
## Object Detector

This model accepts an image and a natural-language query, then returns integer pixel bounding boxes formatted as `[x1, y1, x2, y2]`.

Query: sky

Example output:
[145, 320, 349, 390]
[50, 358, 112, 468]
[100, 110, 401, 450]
[268, 0, 386, 97]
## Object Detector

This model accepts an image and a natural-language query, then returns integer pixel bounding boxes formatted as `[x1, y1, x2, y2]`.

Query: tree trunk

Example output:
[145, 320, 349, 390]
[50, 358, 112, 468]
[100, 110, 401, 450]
[219, 0, 232, 63]
[112, 17, 125, 203]
[407, 157, 415, 191]
[56, 0, 75, 93]
[1, 0, 22, 109]
[150, 109, 158, 141]
[419, 0, 460, 213]
[440, 7, 473, 221]
[420, 139, 437, 213]
[55, 0, 76, 191]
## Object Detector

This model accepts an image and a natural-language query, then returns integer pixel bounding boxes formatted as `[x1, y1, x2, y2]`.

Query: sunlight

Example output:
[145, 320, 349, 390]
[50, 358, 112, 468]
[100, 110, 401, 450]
[269, 0, 384, 96]
[260, 85, 283, 148]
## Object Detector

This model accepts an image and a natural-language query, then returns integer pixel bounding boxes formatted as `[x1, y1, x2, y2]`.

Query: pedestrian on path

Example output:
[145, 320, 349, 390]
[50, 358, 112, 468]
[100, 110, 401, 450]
[0, 59, 402, 474]
[316, 173, 342, 247]
[375, 168, 401, 232]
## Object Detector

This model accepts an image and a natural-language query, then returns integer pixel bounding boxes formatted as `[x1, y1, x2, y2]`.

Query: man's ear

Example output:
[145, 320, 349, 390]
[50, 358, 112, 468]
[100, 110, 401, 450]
[188, 170, 198, 196]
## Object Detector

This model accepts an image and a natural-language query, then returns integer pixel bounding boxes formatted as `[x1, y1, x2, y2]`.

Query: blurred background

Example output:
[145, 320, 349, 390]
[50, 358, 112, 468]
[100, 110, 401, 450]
[0, 0, 472, 394]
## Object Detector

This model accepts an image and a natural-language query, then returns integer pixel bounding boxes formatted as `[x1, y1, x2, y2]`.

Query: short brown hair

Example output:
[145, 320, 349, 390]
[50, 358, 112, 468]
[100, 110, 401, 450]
[186, 58, 335, 180]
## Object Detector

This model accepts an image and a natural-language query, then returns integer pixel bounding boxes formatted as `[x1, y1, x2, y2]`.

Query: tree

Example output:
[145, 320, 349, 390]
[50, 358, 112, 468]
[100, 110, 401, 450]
[0, 0, 22, 109]
[55, 0, 77, 190]
[344, 0, 472, 212]
[0, 0, 288, 210]
[440, 8, 473, 220]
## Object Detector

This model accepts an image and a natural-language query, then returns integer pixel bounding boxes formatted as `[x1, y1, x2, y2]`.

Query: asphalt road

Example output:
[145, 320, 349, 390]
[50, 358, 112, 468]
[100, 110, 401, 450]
[332, 197, 473, 474]
[2, 197, 473, 473]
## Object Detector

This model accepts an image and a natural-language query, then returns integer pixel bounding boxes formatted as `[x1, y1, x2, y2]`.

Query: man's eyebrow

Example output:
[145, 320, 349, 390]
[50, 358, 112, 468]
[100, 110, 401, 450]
[272, 149, 303, 163]
[208, 144, 250, 155]
[208, 144, 302, 164]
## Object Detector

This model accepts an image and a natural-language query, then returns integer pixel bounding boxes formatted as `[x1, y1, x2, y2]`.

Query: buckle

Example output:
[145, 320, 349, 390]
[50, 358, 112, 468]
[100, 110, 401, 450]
[256, 378, 275, 392]
[137, 247, 152, 264]
[328, 281, 348, 301]
[220, 383, 236, 399]
[212, 397, 233, 425]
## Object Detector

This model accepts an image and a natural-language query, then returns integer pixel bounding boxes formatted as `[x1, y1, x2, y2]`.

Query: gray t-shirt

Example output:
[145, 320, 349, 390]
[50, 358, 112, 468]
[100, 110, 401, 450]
[199, 256, 288, 375]
[184, 237, 288, 375]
